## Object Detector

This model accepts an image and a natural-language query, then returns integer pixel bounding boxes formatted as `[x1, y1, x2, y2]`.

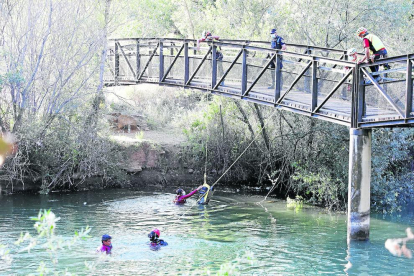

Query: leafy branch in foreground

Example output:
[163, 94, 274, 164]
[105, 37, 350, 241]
[0, 209, 92, 275]
[15, 209, 91, 254]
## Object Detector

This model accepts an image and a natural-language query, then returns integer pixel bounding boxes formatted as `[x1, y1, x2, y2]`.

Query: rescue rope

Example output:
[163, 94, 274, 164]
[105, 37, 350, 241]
[209, 107, 280, 189]
[168, 104, 281, 231]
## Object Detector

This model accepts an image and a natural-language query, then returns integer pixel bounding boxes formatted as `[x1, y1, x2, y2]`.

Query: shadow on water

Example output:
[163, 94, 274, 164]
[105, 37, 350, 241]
[0, 187, 413, 275]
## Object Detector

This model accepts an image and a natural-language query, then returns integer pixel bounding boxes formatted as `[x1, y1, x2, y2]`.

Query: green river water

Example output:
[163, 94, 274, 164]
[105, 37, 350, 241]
[0, 187, 413, 275]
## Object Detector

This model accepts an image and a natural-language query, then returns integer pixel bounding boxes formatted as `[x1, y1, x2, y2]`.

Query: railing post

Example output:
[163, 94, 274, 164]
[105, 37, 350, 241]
[351, 67, 358, 128]
[114, 41, 119, 85]
[241, 47, 247, 95]
[357, 65, 365, 123]
[341, 50, 348, 99]
[275, 52, 282, 100]
[136, 39, 140, 81]
[311, 57, 318, 110]
[184, 42, 189, 84]
[304, 48, 312, 93]
[159, 40, 164, 83]
[212, 45, 217, 88]
[406, 57, 413, 118]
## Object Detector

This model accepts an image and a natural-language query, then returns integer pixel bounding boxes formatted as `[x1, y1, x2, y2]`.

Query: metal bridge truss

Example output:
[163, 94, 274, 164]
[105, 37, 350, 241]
[104, 38, 414, 129]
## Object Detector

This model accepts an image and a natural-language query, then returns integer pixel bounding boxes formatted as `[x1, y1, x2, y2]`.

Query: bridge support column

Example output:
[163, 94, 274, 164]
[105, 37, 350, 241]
[347, 128, 371, 243]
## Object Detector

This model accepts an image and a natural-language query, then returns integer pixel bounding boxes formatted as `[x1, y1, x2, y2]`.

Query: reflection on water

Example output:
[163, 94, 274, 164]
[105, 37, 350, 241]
[0, 188, 413, 275]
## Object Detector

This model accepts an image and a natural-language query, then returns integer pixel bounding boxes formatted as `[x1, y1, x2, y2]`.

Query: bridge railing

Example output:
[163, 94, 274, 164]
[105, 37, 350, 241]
[105, 38, 414, 128]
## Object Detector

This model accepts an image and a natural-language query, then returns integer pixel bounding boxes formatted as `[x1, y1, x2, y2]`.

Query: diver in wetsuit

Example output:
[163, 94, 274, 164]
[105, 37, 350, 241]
[173, 186, 203, 204]
[148, 228, 168, 250]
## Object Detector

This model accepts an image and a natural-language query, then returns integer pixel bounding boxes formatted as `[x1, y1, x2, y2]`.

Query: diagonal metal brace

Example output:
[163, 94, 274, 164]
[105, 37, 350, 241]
[276, 61, 312, 105]
[213, 49, 243, 90]
[361, 67, 404, 117]
[116, 41, 136, 79]
[242, 54, 276, 97]
[161, 44, 185, 82]
[313, 70, 352, 113]
[186, 46, 212, 85]
[137, 43, 160, 80]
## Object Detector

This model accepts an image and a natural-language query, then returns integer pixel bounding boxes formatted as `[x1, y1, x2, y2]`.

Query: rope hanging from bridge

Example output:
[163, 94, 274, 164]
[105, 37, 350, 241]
[169, 104, 281, 228]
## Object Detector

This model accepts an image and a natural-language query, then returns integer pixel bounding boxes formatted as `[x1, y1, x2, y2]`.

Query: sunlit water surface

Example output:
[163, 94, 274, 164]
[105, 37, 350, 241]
[0, 188, 413, 275]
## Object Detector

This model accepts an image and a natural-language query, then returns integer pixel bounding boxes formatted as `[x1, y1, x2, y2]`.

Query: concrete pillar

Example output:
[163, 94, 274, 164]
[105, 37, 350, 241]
[347, 128, 371, 243]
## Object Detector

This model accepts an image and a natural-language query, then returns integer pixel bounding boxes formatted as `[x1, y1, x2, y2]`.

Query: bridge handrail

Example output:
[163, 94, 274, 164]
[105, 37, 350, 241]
[108, 37, 348, 55]
[109, 38, 355, 66]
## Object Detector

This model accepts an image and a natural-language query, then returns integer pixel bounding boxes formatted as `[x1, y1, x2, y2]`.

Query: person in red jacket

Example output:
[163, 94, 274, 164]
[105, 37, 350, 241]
[173, 186, 203, 204]
[356, 27, 390, 78]
[197, 31, 224, 86]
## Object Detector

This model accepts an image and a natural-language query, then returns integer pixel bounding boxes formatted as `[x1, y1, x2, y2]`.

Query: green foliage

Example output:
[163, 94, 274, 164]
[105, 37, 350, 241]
[287, 195, 304, 211]
[371, 128, 414, 213]
[112, 0, 414, 52]
[292, 166, 347, 211]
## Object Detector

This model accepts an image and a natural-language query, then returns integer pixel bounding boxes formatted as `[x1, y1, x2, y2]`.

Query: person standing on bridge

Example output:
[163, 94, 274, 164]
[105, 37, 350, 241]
[268, 28, 287, 89]
[197, 31, 224, 86]
[356, 27, 390, 79]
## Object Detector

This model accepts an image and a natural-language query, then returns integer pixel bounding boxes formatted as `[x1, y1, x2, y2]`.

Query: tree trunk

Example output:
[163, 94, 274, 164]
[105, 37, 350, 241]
[86, 0, 111, 129]
[253, 103, 271, 152]
[234, 101, 258, 148]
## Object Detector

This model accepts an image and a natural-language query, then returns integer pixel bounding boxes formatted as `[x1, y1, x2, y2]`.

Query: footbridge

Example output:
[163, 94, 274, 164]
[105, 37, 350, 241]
[104, 38, 414, 242]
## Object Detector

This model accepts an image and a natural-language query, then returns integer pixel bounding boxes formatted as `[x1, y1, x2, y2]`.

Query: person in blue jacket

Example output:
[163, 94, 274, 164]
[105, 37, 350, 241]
[268, 28, 287, 89]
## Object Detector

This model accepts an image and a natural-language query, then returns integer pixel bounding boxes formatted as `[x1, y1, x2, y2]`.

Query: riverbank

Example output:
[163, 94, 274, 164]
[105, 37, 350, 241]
[0, 126, 215, 195]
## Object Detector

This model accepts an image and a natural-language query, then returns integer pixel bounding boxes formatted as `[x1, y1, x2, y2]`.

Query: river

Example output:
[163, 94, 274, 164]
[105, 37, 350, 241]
[0, 187, 413, 275]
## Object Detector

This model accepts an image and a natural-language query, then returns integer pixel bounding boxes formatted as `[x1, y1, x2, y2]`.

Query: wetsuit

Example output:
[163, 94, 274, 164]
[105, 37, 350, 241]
[149, 239, 168, 251]
[174, 188, 199, 204]
[98, 244, 112, 254]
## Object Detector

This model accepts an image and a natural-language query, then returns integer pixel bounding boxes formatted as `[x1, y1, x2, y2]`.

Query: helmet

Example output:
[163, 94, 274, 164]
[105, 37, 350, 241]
[356, 27, 367, 37]
[176, 188, 185, 195]
[153, 228, 160, 237]
[202, 31, 211, 38]
[347, 48, 357, 56]
[270, 28, 277, 34]
[102, 234, 112, 241]
[148, 228, 160, 241]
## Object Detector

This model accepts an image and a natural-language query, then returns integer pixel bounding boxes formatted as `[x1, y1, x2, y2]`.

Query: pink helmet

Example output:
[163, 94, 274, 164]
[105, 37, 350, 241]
[152, 228, 160, 237]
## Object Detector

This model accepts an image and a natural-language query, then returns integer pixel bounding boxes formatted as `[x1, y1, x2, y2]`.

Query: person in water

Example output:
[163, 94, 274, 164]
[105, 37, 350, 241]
[173, 186, 203, 204]
[97, 234, 112, 254]
[148, 228, 168, 250]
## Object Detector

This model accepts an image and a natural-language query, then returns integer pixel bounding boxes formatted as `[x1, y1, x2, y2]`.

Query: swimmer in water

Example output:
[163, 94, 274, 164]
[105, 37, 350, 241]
[173, 186, 203, 204]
